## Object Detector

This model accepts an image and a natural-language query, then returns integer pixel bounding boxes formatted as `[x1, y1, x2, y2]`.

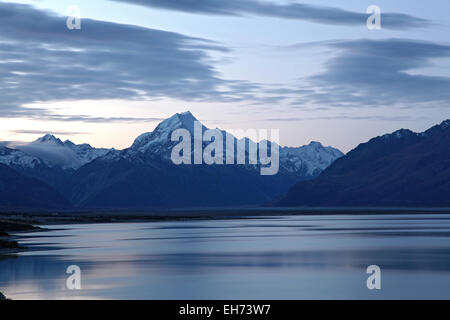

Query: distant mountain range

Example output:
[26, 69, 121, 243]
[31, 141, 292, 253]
[277, 119, 450, 207]
[0, 111, 343, 210]
[13, 134, 111, 170]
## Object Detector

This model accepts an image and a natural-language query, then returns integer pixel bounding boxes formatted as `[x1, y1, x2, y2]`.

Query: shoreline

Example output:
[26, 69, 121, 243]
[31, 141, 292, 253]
[2, 207, 450, 255]
[2, 207, 450, 226]
[2, 207, 450, 221]
[0, 219, 42, 256]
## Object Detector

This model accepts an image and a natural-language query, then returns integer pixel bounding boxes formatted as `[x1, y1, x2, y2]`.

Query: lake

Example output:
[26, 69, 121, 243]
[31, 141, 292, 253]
[1, 214, 450, 299]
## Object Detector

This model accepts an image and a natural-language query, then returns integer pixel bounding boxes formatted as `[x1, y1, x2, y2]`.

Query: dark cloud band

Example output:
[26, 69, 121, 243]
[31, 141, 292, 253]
[0, 3, 270, 122]
[299, 39, 450, 108]
[111, 0, 429, 30]
[0, 2, 447, 125]
[10, 130, 89, 135]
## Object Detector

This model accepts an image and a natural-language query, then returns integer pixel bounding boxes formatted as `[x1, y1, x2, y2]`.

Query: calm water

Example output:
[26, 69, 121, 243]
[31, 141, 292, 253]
[2, 214, 450, 299]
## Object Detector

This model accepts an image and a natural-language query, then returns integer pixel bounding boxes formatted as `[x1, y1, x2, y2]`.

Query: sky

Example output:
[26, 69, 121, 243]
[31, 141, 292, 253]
[1, 0, 449, 152]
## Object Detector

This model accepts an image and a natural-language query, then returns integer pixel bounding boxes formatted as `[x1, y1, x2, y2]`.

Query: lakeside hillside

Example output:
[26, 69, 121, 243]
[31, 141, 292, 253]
[0, 164, 69, 210]
[277, 119, 450, 207]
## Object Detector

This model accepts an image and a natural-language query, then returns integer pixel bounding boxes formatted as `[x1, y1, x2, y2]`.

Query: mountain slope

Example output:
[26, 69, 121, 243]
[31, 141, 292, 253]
[16, 134, 111, 170]
[0, 112, 343, 210]
[0, 164, 69, 209]
[0, 135, 112, 190]
[68, 156, 295, 208]
[277, 120, 450, 207]
[66, 112, 343, 208]
[109, 111, 342, 178]
[0, 144, 69, 190]
[279, 141, 344, 178]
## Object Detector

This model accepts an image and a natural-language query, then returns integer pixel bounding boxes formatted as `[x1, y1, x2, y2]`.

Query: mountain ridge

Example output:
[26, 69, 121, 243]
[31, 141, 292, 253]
[62, 111, 343, 208]
[277, 118, 450, 207]
[0, 111, 344, 209]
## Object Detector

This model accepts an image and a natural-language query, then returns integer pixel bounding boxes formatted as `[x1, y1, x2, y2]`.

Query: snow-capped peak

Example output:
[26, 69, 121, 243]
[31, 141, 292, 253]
[63, 140, 76, 147]
[280, 142, 344, 177]
[125, 111, 344, 177]
[131, 111, 203, 151]
[8, 135, 112, 170]
[156, 111, 199, 135]
[379, 129, 415, 141]
[307, 141, 324, 148]
[35, 134, 64, 146]
[393, 129, 415, 138]
[177, 111, 198, 129]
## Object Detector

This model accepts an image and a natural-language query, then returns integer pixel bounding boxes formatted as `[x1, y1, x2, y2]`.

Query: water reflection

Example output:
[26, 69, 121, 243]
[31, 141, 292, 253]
[1, 214, 450, 299]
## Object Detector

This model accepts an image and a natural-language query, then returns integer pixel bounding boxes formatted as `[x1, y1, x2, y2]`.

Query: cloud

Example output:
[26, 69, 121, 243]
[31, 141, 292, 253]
[295, 39, 450, 108]
[0, 3, 275, 122]
[21, 114, 165, 123]
[10, 130, 89, 135]
[14, 141, 89, 169]
[0, 103, 165, 122]
[111, 0, 429, 30]
[0, 2, 445, 125]
[267, 115, 421, 122]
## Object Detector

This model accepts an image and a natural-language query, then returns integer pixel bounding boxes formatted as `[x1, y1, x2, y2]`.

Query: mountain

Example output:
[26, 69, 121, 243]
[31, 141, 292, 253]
[67, 156, 297, 208]
[16, 134, 111, 171]
[65, 111, 343, 208]
[110, 112, 342, 178]
[0, 163, 69, 210]
[0, 144, 43, 169]
[0, 134, 112, 189]
[0, 112, 343, 210]
[131, 111, 201, 154]
[277, 119, 450, 207]
[63, 140, 112, 167]
[0, 144, 69, 190]
[279, 141, 344, 178]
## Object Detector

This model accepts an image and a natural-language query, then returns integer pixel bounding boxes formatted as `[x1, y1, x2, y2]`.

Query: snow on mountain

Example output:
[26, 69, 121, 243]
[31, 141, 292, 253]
[12, 134, 112, 170]
[377, 119, 450, 141]
[63, 140, 111, 167]
[280, 141, 344, 177]
[103, 111, 206, 163]
[131, 111, 201, 152]
[381, 129, 417, 140]
[442, 119, 450, 129]
[35, 133, 65, 145]
[0, 145, 43, 169]
[103, 111, 344, 178]
[0, 112, 344, 178]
